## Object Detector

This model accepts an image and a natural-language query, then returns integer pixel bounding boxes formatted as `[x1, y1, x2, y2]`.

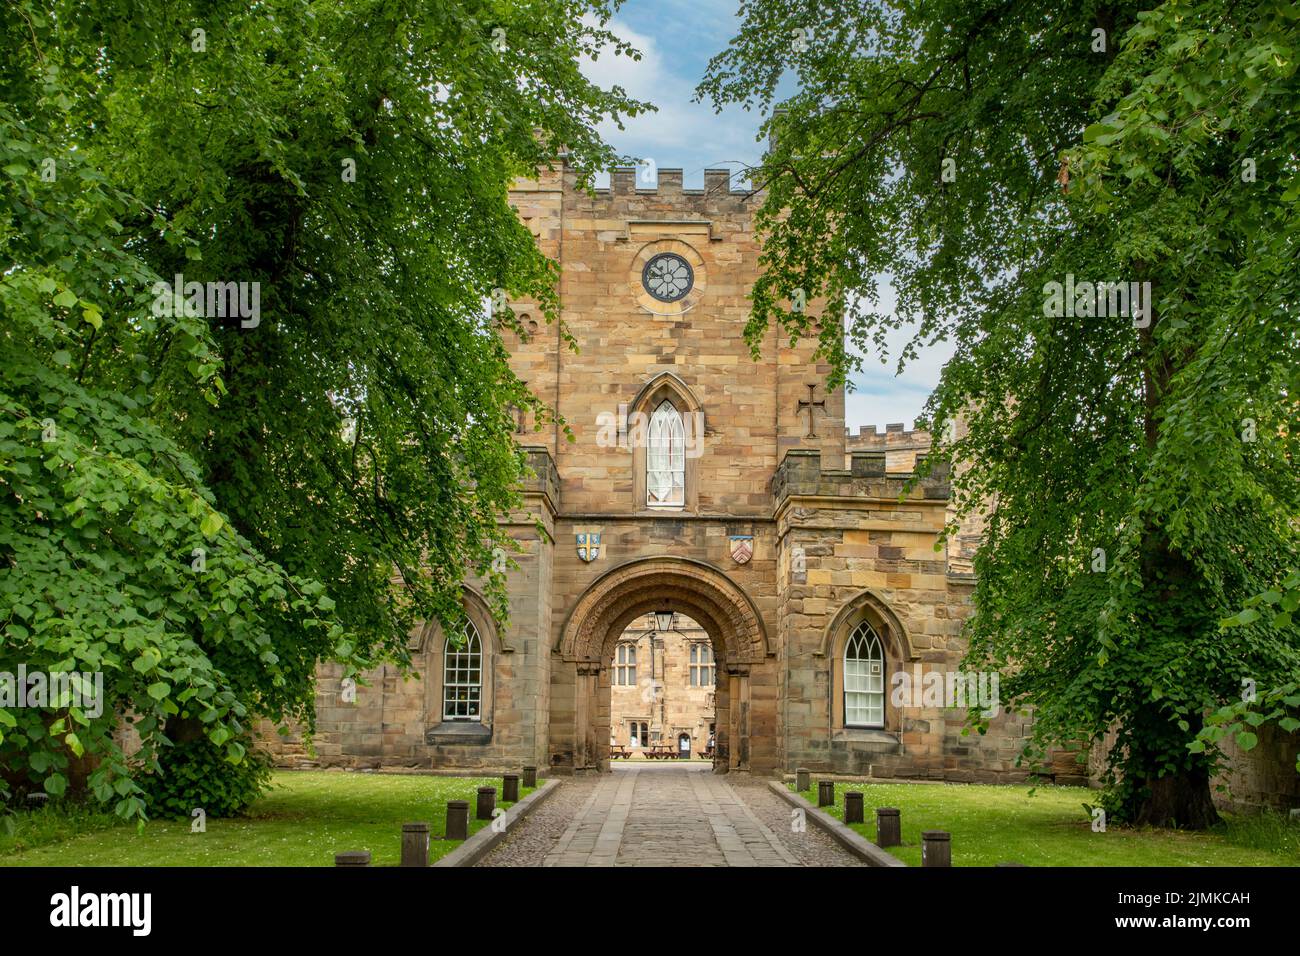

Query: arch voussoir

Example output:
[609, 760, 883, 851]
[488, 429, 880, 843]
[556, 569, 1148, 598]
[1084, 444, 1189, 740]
[557, 557, 768, 665]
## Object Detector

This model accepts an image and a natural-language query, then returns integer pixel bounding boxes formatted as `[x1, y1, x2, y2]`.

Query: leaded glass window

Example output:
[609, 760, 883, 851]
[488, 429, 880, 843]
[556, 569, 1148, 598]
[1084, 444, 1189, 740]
[844, 621, 884, 728]
[443, 622, 483, 721]
[647, 400, 685, 507]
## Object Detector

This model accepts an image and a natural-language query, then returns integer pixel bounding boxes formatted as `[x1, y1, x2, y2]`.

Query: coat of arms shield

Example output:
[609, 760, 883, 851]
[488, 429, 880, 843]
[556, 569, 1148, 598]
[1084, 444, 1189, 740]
[729, 535, 753, 564]
[577, 532, 601, 562]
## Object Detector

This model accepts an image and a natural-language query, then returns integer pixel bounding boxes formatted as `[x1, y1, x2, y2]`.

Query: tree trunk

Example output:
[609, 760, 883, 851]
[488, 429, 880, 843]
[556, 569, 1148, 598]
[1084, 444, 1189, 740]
[1133, 765, 1221, 829]
[165, 715, 206, 745]
[1125, 704, 1223, 829]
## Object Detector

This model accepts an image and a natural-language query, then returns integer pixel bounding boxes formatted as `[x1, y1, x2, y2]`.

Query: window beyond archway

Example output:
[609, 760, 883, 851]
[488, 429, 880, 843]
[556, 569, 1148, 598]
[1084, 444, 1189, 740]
[646, 400, 685, 507]
[443, 622, 483, 720]
[844, 621, 885, 728]
[689, 643, 714, 687]
[615, 643, 637, 686]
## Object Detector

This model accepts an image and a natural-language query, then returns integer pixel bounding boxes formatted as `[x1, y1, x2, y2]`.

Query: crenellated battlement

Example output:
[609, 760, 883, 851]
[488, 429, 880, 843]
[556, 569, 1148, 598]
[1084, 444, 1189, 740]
[772, 448, 950, 504]
[844, 423, 933, 447]
[591, 166, 756, 205]
[843, 423, 933, 474]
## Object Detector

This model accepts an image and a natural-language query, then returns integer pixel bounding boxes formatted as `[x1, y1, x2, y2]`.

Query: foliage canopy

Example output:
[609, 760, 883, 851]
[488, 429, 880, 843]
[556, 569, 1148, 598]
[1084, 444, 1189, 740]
[703, 0, 1299, 824]
[1, 0, 647, 817]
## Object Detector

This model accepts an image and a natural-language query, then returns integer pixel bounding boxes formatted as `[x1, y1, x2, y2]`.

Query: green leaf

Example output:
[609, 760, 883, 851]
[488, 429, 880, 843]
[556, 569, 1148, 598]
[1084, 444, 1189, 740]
[200, 511, 224, 537]
[147, 682, 171, 701]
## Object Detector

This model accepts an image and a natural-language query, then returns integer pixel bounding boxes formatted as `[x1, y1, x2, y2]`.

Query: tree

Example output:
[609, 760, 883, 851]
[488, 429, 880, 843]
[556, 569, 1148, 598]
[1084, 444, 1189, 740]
[701, 0, 1299, 826]
[0, 0, 647, 817]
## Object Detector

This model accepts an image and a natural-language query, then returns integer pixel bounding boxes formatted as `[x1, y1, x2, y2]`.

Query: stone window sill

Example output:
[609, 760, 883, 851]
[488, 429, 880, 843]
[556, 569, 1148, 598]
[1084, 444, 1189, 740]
[425, 722, 492, 746]
[832, 728, 901, 751]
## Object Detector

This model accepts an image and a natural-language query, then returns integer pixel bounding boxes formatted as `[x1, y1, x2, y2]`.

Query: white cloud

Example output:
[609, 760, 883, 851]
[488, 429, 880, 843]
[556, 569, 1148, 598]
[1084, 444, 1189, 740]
[579, 16, 761, 186]
[844, 277, 955, 431]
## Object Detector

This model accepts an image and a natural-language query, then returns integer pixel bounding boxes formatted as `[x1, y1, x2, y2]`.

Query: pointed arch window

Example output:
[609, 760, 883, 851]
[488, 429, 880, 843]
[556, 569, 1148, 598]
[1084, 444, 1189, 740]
[443, 622, 483, 720]
[647, 400, 685, 507]
[844, 621, 885, 728]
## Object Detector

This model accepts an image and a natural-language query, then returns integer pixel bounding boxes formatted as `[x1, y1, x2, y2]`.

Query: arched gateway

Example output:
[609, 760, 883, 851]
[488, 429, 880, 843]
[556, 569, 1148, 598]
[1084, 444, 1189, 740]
[551, 557, 773, 774]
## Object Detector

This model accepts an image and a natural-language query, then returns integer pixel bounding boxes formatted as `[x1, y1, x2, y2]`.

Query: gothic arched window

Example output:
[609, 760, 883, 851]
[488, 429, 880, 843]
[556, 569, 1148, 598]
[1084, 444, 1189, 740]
[647, 400, 685, 507]
[844, 621, 885, 728]
[443, 622, 483, 720]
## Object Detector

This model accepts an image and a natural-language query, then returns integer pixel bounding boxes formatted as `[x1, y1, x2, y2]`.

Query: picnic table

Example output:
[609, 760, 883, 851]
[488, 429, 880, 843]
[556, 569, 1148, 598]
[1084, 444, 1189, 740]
[643, 744, 677, 759]
[609, 744, 632, 759]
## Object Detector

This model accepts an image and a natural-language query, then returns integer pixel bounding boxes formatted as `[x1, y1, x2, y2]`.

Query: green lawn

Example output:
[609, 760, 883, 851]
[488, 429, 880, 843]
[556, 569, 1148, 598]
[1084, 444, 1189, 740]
[2, 771, 533, 867]
[792, 780, 1300, 867]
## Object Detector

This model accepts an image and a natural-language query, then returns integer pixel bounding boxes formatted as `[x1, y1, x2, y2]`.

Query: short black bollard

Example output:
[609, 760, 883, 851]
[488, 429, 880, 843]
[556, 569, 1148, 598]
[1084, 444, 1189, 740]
[476, 785, 496, 821]
[335, 850, 371, 867]
[844, 791, 864, 824]
[795, 768, 810, 792]
[445, 800, 470, 840]
[523, 766, 537, 788]
[922, 830, 951, 867]
[817, 780, 835, 807]
[502, 773, 520, 803]
[876, 807, 901, 847]
[400, 822, 430, 867]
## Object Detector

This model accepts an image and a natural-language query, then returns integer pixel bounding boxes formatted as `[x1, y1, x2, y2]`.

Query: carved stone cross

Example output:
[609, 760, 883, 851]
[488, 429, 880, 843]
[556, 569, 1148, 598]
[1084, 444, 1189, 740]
[797, 383, 826, 438]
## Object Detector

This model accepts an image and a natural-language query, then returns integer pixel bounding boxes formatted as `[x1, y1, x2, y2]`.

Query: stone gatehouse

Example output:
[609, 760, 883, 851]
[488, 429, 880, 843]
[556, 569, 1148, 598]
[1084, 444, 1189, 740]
[261, 157, 1071, 786]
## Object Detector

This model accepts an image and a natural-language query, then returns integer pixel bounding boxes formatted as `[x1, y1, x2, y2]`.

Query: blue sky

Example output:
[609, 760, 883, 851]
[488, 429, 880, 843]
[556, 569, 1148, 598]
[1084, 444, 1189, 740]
[579, 0, 955, 432]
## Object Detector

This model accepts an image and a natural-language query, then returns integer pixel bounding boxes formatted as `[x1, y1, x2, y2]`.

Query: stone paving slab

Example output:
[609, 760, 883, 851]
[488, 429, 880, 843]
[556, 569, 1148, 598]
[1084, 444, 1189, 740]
[480, 764, 865, 868]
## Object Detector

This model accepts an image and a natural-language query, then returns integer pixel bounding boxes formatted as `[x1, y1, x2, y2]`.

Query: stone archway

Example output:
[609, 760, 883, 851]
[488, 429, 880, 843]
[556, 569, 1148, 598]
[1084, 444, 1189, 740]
[551, 557, 771, 774]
